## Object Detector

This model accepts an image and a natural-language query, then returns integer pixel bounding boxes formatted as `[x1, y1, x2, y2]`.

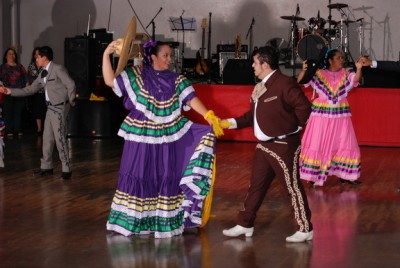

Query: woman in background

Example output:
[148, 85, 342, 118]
[0, 47, 29, 137]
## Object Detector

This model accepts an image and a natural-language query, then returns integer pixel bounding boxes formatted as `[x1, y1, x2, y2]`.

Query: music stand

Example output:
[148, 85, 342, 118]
[169, 17, 196, 73]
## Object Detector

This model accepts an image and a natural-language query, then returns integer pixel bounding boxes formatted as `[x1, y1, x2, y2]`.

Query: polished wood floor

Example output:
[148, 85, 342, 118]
[1, 134, 400, 268]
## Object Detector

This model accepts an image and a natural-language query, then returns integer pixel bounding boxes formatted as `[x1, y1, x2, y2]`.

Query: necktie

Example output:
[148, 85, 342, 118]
[41, 70, 48, 78]
[251, 82, 267, 102]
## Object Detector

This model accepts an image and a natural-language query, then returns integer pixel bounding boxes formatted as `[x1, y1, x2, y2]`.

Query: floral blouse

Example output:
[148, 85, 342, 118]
[0, 63, 28, 89]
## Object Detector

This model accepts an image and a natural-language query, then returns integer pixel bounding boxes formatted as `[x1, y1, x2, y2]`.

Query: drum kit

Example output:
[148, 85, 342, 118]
[276, 2, 363, 75]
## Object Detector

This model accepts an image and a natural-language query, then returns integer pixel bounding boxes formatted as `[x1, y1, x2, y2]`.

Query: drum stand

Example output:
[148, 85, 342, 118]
[281, 13, 304, 77]
[338, 12, 354, 66]
[327, 0, 333, 48]
[289, 18, 298, 77]
[358, 18, 365, 56]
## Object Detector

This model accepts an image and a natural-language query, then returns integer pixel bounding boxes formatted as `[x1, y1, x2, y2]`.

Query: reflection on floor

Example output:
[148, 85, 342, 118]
[0, 136, 399, 268]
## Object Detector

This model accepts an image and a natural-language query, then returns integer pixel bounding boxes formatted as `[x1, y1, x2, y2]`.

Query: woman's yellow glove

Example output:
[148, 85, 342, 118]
[220, 120, 233, 129]
[204, 110, 230, 138]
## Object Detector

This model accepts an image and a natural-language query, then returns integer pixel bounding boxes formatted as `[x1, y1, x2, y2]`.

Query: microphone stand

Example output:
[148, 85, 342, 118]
[179, 11, 185, 73]
[328, 0, 332, 48]
[146, 7, 163, 40]
[207, 12, 213, 84]
[246, 18, 255, 56]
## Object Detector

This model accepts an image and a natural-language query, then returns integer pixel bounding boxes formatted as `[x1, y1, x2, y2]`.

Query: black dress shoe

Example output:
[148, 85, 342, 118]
[339, 178, 362, 185]
[33, 168, 53, 176]
[61, 172, 72, 180]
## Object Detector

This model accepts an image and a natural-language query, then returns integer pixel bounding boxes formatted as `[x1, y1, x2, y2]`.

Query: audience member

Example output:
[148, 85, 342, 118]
[0, 47, 29, 137]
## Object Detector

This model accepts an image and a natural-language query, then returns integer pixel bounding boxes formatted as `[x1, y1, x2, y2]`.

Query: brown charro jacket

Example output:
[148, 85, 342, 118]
[235, 70, 311, 138]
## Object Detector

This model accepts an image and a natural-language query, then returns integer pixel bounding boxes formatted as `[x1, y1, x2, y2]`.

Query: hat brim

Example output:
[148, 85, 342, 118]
[115, 17, 137, 76]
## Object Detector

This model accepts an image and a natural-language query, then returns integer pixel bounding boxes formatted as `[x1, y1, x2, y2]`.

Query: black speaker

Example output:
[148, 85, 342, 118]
[223, 59, 255, 85]
[67, 100, 119, 137]
[361, 67, 400, 88]
[67, 104, 79, 137]
[89, 30, 113, 77]
[64, 37, 95, 99]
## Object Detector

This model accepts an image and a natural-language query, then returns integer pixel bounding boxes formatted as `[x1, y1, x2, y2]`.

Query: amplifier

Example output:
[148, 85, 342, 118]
[219, 52, 248, 77]
[223, 59, 255, 85]
[217, 44, 248, 53]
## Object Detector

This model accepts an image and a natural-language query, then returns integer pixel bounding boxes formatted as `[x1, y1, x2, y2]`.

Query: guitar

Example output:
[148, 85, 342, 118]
[235, 35, 242, 59]
[195, 18, 208, 75]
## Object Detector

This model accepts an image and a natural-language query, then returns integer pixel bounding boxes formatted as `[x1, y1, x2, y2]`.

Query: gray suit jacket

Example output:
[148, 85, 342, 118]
[11, 62, 75, 105]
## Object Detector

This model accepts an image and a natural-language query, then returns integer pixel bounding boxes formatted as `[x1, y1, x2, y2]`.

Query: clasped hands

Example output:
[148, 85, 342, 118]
[203, 110, 233, 138]
[357, 56, 373, 67]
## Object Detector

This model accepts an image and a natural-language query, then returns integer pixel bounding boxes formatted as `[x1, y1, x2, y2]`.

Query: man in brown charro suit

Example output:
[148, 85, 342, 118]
[221, 46, 314, 242]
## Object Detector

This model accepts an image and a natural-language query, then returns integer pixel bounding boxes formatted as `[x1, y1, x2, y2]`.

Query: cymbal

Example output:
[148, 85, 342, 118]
[280, 15, 305, 21]
[327, 3, 348, 9]
[266, 38, 290, 62]
[343, 19, 355, 23]
[353, 6, 373, 11]
[266, 38, 288, 50]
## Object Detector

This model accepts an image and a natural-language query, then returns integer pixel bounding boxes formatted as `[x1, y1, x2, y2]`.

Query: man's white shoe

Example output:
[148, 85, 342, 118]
[286, 230, 314, 242]
[222, 225, 254, 237]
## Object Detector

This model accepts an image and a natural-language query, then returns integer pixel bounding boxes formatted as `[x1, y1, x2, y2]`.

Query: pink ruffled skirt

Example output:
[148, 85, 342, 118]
[299, 115, 361, 186]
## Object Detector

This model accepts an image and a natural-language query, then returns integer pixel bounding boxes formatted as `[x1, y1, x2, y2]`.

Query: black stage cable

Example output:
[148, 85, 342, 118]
[126, 0, 151, 36]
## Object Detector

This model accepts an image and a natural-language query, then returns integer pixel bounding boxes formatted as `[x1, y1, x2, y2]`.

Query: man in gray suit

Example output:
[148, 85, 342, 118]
[0, 46, 75, 179]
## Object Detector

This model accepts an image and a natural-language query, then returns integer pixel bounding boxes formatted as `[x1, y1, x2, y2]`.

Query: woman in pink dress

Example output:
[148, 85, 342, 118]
[297, 49, 363, 186]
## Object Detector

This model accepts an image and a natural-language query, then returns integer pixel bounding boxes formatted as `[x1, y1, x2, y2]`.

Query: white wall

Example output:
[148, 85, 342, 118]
[9, 0, 400, 67]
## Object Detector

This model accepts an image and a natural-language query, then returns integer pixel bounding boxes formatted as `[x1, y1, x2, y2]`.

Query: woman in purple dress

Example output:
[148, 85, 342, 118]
[297, 49, 363, 186]
[102, 39, 222, 238]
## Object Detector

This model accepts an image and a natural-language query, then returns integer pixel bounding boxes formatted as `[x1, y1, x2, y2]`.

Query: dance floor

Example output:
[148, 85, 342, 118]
[0, 134, 399, 268]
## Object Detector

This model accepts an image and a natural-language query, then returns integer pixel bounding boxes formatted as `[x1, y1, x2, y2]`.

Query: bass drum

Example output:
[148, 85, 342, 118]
[297, 34, 328, 61]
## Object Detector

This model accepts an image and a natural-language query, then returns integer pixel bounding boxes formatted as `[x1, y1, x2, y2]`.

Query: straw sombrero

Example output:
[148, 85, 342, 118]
[115, 17, 150, 76]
